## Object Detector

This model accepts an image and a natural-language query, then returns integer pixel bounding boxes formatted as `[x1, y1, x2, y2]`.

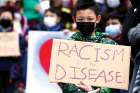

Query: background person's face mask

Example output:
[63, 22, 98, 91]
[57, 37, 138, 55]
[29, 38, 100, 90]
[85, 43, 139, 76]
[44, 16, 57, 27]
[105, 24, 121, 39]
[106, 0, 120, 8]
[76, 22, 95, 36]
[0, 18, 13, 28]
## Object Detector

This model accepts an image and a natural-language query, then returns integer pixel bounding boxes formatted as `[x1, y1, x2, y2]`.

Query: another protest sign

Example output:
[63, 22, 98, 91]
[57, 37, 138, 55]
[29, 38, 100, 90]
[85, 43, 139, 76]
[0, 32, 20, 57]
[26, 31, 74, 93]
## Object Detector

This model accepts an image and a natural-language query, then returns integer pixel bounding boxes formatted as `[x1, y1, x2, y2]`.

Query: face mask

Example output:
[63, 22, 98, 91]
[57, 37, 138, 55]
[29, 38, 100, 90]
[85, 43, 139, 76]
[106, 0, 120, 8]
[44, 17, 57, 27]
[76, 22, 95, 36]
[0, 19, 13, 28]
[105, 24, 121, 39]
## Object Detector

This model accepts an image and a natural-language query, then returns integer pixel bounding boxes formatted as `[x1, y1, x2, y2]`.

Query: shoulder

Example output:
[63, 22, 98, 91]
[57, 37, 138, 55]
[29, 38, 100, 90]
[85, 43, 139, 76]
[100, 37, 117, 45]
[128, 23, 140, 45]
[69, 32, 82, 40]
[94, 31, 117, 45]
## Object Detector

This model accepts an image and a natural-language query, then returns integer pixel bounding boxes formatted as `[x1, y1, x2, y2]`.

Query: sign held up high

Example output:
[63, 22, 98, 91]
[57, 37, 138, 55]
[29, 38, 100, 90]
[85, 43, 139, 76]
[49, 39, 131, 90]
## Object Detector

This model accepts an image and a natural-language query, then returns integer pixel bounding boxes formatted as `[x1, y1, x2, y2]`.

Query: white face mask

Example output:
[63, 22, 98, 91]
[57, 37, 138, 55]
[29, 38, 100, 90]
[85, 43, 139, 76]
[106, 0, 120, 8]
[44, 17, 57, 27]
[105, 24, 122, 38]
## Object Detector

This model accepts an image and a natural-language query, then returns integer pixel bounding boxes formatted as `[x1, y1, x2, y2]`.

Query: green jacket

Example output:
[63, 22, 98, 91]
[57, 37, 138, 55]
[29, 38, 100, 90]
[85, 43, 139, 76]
[59, 31, 117, 93]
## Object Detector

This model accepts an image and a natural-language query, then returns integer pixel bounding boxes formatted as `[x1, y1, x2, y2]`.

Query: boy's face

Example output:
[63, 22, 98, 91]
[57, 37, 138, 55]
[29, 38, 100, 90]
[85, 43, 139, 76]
[75, 8, 101, 23]
[73, 8, 101, 36]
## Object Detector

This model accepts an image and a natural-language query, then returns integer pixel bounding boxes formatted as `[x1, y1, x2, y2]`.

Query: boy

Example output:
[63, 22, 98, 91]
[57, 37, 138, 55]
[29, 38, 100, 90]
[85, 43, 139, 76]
[105, 13, 124, 44]
[59, 0, 117, 93]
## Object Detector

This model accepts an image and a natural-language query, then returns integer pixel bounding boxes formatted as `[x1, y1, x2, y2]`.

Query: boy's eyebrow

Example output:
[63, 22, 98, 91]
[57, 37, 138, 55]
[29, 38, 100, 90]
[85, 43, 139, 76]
[87, 16, 95, 18]
[76, 16, 85, 18]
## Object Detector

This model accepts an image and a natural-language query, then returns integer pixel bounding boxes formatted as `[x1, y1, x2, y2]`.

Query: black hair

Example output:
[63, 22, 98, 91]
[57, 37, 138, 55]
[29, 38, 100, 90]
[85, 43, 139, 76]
[106, 12, 124, 24]
[72, 0, 99, 17]
[45, 7, 62, 17]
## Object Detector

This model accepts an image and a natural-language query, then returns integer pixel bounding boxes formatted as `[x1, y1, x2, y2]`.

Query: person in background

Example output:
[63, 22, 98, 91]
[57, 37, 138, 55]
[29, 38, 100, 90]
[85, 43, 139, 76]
[0, 0, 28, 36]
[50, 0, 73, 29]
[14, 1, 28, 93]
[59, 0, 117, 93]
[105, 13, 124, 44]
[0, 9, 14, 93]
[128, 23, 140, 93]
[37, 0, 50, 16]
[123, 0, 132, 10]
[0, 9, 14, 32]
[50, 0, 63, 9]
[0, 8, 26, 93]
[121, 0, 140, 58]
[120, 1, 140, 93]
[0, 6, 27, 93]
[14, 0, 28, 36]
[94, 0, 108, 14]
[32, 7, 64, 31]
[105, 13, 130, 93]
[23, 0, 42, 30]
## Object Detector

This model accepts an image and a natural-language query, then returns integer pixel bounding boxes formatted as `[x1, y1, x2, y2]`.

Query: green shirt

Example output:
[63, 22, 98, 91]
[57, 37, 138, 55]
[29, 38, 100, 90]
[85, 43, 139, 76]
[59, 31, 117, 93]
[23, 0, 41, 21]
[70, 31, 117, 44]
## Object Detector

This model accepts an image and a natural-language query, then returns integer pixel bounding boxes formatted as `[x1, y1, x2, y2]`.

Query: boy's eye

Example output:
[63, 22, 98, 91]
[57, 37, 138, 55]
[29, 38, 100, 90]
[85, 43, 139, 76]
[76, 17, 95, 22]
[76, 18, 85, 22]
[87, 18, 95, 21]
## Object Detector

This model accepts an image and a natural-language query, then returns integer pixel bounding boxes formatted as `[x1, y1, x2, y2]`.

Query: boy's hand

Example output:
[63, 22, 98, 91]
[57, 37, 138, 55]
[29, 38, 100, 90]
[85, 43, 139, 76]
[79, 81, 92, 92]
[77, 81, 100, 93]
[88, 88, 100, 93]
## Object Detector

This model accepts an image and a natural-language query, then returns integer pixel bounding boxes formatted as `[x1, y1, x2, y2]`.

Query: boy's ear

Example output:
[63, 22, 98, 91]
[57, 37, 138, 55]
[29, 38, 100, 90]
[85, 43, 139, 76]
[72, 16, 76, 22]
[96, 15, 101, 24]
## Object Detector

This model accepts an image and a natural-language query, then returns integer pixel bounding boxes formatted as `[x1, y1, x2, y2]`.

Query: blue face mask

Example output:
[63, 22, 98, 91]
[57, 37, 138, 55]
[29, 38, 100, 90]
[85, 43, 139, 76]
[105, 24, 121, 39]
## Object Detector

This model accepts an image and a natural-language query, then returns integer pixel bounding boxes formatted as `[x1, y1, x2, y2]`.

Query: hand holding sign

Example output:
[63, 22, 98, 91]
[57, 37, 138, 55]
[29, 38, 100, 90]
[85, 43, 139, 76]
[77, 81, 100, 93]
[88, 88, 100, 93]
[77, 81, 93, 92]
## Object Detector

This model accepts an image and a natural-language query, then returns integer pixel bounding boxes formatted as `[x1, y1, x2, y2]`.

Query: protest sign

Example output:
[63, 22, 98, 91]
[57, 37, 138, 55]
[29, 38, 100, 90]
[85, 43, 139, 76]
[49, 39, 131, 90]
[26, 31, 74, 93]
[0, 32, 20, 57]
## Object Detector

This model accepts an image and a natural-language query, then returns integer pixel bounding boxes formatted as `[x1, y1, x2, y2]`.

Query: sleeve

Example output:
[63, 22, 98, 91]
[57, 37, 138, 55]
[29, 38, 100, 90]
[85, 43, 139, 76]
[100, 87, 112, 93]
[100, 38, 118, 45]
[58, 83, 86, 93]
[128, 23, 140, 45]
[90, 86, 112, 93]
